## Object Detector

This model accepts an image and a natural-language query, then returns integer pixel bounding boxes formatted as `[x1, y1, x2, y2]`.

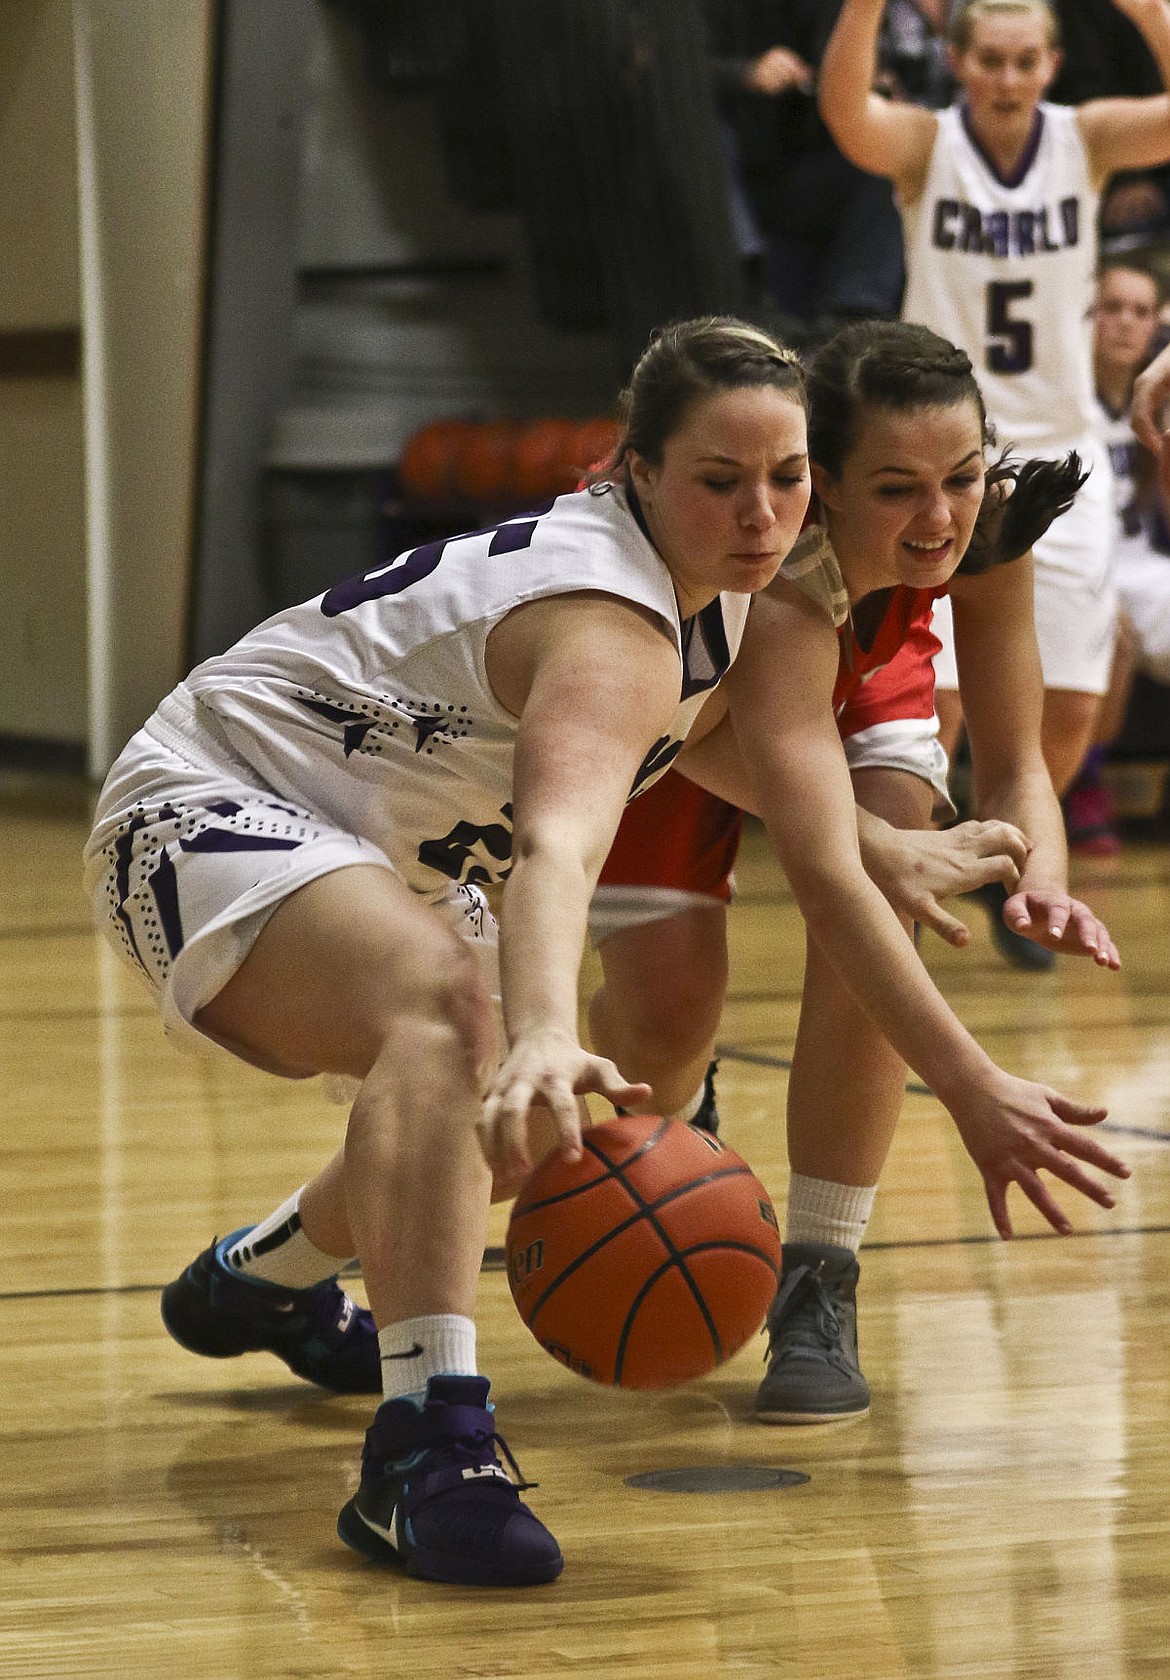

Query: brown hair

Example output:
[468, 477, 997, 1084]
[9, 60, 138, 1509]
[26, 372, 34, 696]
[806, 318, 1084, 574]
[1096, 256, 1168, 313]
[585, 316, 806, 485]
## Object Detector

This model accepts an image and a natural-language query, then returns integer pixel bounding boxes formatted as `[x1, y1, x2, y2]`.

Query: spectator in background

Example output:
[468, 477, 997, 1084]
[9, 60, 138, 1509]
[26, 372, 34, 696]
[704, 1, 958, 335]
[1066, 257, 1170, 853]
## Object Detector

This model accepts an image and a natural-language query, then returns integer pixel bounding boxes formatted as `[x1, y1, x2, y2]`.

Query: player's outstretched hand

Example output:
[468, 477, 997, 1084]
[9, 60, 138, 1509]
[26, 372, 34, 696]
[745, 45, 814, 96]
[478, 1028, 651, 1188]
[950, 1070, 1130, 1238]
[1000, 888, 1121, 968]
[864, 817, 1031, 945]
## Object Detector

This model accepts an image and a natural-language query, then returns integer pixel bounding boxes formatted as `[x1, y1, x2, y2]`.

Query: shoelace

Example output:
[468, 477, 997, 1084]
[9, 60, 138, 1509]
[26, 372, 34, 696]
[390, 1420, 540, 1494]
[447, 1426, 540, 1493]
[765, 1266, 842, 1361]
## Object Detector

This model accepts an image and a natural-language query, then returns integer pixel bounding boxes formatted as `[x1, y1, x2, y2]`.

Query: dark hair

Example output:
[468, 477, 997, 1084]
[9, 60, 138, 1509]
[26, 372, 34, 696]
[806, 318, 1086, 574]
[1096, 254, 1168, 311]
[585, 316, 806, 485]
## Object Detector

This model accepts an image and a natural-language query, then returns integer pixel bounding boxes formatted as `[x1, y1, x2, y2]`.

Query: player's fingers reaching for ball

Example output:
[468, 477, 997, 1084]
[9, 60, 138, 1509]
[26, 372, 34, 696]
[1064, 901, 1121, 968]
[954, 1075, 1128, 1237]
[478, 1081, 544, 1182]
[913, 896, 972, 947]
[578, 1055, 653, 1113]
[967, 818, 1031, 871]
[1004, 891, 1122, 966]
[480, 1034, 651, 1182]
[1010, 1166, 1077, 1236]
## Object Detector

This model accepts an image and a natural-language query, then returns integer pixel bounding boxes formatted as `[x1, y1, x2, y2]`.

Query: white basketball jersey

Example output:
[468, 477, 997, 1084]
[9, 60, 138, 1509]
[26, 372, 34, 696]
[901, 102, 1098, 451]
[181, 485, 749, 899]
[1096, 394, 1142, 539]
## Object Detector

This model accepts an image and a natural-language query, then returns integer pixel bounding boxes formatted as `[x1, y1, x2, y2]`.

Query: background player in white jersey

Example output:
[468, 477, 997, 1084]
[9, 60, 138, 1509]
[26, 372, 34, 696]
[818, 0, 1170, 955]
[86, 316, 1128, 1589]
[1066, 257, 1170, 852]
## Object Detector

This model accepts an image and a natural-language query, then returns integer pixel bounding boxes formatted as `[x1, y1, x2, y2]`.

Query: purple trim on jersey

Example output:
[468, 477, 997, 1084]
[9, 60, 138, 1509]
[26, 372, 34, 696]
[148, 846, 185, 959]
[177, 829, 302, 854]
[959, 99, 1044, 189]
[112, 812, 151, 975]
[625, 480, 732, 701]
[680, 598, 732, 701]
[487, 517, 543, 555]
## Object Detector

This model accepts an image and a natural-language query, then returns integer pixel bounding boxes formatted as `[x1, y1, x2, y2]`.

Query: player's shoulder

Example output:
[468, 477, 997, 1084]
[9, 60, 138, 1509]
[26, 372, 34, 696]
[769, 518, 850, 629]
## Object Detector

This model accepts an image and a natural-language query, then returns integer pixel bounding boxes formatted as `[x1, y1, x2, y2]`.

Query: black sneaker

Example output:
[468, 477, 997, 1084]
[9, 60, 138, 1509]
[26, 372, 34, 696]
[973, 881, 1055, 971]
[689, 1059, 721, 1136]
[337, 1376, 564, 1586]
[755, 1242, 871, 1424]
[160, 1229, 381, 1393]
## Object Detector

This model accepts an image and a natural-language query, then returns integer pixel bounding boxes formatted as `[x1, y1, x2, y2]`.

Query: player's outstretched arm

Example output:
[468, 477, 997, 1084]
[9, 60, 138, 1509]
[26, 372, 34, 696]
[816, 0, 936, 190]
[1078, 0, 1170, 177]
[953, 559, 1121, 966]
[719, 583, 1129, 1233]
[1132, 338, 1170, 497]
[477, 593, 678, 1183]
[856, 809, 1030, 946]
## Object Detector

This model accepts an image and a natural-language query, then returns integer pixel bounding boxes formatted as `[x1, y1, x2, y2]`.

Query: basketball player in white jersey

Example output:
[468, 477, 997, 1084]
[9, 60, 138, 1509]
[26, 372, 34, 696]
[818, 0, 1170, 949]
[1067, 257, 1170, 850]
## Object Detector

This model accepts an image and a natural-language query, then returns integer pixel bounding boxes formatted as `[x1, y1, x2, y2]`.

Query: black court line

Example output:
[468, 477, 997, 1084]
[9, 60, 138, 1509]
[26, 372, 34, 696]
[715, 1044, 1170, 1140]
[716, 1042, 934, 1095]
[5, 1225, 1170, 1306]
[860, 1224, 1170, 1250]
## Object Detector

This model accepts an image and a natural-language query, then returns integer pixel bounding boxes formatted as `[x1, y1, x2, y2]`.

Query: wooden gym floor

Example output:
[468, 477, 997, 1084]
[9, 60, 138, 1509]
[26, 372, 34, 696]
[3, 770, 1169, 1680]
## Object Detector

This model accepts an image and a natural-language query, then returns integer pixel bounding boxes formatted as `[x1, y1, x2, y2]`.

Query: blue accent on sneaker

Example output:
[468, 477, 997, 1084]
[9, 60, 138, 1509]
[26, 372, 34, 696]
[337, 1375, 564, 1587]
[160, 1228, 381, 1393]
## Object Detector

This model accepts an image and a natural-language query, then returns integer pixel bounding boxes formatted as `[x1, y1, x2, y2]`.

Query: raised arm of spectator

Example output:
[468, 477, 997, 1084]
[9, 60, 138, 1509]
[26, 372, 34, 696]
[816, 0, 937, 196]
[1077, 0, 1170, 177]
[1131, 335, 1170, 490]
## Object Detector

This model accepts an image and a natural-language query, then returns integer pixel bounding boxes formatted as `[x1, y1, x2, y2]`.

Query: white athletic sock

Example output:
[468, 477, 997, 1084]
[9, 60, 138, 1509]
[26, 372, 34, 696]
[220, 1187, 353, 1290]
[378, 1315, 478, 1401]
[785, 1173, 877, 1255]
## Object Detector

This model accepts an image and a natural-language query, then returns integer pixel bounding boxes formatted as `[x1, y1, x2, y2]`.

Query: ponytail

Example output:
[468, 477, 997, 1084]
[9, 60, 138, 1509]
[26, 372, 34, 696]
[960, 451, 1088, 574]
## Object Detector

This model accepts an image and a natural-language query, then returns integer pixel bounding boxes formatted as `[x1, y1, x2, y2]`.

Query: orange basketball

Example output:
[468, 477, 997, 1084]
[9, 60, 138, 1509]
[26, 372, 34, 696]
[505, 1113, 781, 1390]
[510, 419, 581, 500]
[398, 418, 471, 501]
[452, 420, 523, 503]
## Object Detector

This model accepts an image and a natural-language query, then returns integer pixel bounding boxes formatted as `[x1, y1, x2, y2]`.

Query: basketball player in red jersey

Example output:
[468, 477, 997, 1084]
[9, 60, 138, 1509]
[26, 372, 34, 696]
[588, 318, 1122, 1427]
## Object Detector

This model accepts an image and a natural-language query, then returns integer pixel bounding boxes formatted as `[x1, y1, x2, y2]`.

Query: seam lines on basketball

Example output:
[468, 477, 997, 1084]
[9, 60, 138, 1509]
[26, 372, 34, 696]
[511, 1117, 673, 1219]
[522, 1161, 756, 1322]
[527, 1132, 757, 1381]
[612, 1240, 778, 1382]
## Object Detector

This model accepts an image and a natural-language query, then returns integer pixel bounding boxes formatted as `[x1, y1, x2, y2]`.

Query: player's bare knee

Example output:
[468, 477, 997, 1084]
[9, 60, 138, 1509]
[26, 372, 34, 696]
[368, 927, 493, 1084]
[626, 964, 725, 1055]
